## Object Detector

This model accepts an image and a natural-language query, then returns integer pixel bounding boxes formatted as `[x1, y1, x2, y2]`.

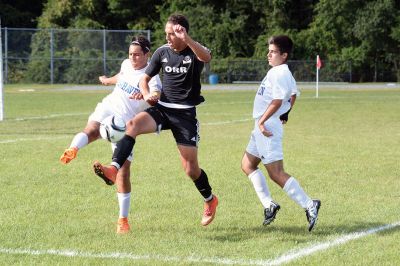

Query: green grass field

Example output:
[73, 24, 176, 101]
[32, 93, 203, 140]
[0, 84, 399, 265]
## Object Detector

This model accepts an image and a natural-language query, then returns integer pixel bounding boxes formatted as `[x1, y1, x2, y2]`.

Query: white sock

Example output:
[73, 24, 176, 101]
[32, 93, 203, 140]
[69, 132, 88, 149]
[111, 162, 121, 170]
[248, 169, 273, 209]
[117, 192, 131, 218]
[283, 177, 313, 209]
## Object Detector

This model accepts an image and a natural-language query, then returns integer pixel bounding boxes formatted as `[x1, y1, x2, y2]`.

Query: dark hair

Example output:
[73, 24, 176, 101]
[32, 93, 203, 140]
[268, 35, 293, 58]
[131, 35, 151, 54]
[167, 14, 189, 33]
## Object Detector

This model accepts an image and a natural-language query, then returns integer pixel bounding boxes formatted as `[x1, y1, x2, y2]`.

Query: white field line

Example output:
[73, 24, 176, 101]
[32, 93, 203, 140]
[0, 118, 251, 144]
[13, 112, 88, 121]
[266, 221, 400, 265]
[203, 118, 252, 125]
[0, 221, 398, 265]
[0, 136, 69, 144]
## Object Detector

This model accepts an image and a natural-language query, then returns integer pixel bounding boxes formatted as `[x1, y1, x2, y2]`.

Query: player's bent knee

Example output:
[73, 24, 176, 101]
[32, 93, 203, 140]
[125, 120, 140, 137]
[241, 159, 257, 175]
[185, 167, 201, 180]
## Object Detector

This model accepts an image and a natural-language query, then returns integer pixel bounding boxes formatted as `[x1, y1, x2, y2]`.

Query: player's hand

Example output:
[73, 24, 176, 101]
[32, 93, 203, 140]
[259, 123, 273, 137]
[99, 75, 108, 85]
[129, 92, 144, 100]
[173, 24, 188, 41]
[279, 108, 291, 124]
[144, 91, 160, 106]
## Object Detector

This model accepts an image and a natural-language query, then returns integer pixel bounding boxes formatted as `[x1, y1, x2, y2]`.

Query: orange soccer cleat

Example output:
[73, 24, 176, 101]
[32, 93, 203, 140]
[60, 147, 78, 164]
[93, 161, 117, 185]
[201, 195, 219, 226]
[117, 217, 130, 234]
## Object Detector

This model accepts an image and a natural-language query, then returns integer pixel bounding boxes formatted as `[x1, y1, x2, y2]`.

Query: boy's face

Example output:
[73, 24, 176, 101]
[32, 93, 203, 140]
[267, 44, 287, 67]
[128, 44, 148, 70]
[165, 22, 185, 51]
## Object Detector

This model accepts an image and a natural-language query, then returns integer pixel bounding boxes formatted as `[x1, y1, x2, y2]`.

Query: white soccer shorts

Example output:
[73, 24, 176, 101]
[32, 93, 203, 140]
[246, 117, 283, 165]
[88, 102, 133, 162]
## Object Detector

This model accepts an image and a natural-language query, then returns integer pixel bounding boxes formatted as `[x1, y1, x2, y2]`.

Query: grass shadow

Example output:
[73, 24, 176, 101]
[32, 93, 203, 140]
[206, 220, 400, 243]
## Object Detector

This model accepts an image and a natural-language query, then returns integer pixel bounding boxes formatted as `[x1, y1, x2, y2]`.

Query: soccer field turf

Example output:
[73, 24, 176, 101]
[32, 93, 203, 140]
[0, 84, 399, 265]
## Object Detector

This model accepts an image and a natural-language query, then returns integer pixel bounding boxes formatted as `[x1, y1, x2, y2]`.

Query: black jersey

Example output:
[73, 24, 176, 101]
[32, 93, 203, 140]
[145, 44, 207, 106]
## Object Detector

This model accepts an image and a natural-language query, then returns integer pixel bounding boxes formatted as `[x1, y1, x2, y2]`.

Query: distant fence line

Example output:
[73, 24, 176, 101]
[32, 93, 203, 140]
[1, 27, 150, 84]
[0, 28, 397, 84]
[213, 59, 353, 84]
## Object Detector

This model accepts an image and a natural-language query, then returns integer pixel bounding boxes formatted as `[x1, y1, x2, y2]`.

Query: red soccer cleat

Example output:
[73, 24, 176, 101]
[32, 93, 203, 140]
[201, 195, 219, 226]
[93, 161, 117, 185]
[117, 217, 130, 234]
[60, 147, 78, 164]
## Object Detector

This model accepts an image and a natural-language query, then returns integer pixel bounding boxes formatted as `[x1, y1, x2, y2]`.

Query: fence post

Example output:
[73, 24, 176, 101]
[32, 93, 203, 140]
[349, 60, 352, 83]
[0, 19, 3, 121]
[146, 30, 151, 42]
[4, 27, 7, 83]
[103, 29, 106, 75]
[50, 28, 54, 84]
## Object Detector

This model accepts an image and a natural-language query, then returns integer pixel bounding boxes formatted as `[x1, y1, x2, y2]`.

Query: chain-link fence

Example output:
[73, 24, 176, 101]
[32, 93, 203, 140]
[1, 28, 397, 84]
[1, 27, 150, 84]
[208, 58, 355, 84]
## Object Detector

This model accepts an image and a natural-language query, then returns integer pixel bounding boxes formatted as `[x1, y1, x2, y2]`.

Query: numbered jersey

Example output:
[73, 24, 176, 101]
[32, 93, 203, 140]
[252, 64, 297, 119]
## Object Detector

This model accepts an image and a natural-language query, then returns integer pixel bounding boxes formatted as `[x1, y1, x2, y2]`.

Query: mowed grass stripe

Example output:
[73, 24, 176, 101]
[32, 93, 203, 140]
[0, 221, 398, 265]
[1, 84, 399, 265]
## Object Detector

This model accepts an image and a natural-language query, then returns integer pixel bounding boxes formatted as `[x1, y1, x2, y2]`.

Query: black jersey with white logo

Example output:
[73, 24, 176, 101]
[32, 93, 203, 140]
[145, 44, 207, 106]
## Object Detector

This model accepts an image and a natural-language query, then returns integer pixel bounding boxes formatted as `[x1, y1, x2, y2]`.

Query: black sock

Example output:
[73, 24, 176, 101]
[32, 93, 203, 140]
[193, 169, 212, 200]
[112, 135, 135, 167]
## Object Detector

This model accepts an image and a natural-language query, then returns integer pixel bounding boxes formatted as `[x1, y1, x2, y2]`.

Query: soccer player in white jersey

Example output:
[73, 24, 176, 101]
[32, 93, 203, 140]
[60, 35, 162, 234]
[241, 35, 321, 232]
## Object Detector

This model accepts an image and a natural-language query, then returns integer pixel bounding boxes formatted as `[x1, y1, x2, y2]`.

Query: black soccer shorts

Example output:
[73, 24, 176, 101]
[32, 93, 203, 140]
[145, 104, 200, 147]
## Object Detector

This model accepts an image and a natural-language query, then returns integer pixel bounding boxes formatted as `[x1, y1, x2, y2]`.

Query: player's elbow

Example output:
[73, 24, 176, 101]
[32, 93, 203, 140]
[139, 74, 151, 86]
[202, 53, 212, 63]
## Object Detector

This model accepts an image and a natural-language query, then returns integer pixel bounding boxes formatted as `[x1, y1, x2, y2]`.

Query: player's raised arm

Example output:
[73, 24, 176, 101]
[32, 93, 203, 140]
[173, 24, 211, 63]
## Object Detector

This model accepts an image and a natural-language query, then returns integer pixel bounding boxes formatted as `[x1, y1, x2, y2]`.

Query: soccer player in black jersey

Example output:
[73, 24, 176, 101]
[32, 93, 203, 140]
[93, 14, 218, 227]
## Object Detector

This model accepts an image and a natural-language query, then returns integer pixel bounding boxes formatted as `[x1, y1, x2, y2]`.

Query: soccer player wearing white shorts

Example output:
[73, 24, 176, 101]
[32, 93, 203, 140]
[241, 35, 321, 232]
[60, 36, 161, 234]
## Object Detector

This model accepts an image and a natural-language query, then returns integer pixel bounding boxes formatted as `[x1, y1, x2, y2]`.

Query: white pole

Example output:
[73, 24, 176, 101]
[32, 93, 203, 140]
[0, 17, 4, 121]
[316, 55, 319, 99]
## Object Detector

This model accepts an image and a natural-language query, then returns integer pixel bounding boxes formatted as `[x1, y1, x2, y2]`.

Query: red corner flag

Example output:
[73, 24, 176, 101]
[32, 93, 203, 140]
[316, 55, 323, 69]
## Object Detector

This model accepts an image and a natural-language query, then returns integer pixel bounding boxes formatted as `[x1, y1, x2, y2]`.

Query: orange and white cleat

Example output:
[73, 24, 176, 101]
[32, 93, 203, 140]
[117, 217, 130, 234]
[60, 147, 78, 164]
[201, 195, 219, 226]
[93, 161, 117, 185]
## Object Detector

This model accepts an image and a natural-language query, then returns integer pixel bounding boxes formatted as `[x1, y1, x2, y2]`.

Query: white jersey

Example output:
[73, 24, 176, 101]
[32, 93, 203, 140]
[252, 64, 298, 119]
[101, 59, 162, 122]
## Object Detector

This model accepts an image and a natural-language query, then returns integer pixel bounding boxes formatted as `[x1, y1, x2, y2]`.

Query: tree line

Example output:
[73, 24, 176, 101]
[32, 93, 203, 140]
[1, 0, 399, 82]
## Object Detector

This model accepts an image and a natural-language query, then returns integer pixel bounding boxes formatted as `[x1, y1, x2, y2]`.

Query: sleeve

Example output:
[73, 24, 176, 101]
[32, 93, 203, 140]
[289, 72, 299, 96]
[145, 48, 162, 78]
[149, 74, 162, 93]
[271, 70, 288, 100]
[119, 59, 129, 74]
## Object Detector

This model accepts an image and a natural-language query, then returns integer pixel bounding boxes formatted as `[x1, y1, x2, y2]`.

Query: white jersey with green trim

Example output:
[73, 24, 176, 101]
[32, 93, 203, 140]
[252, 64, 297, 119]
[102, 59, 161, 122]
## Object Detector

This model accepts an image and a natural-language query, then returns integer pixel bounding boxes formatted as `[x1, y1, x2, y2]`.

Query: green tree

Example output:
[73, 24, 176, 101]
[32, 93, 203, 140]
[353, 0, 399, 81]
[0, 0, 44, 27]
[153, 0, 247, 58]
[253, 0, 318, 59]
[300, 0, 399, 82]
[389, 16, 400, 81]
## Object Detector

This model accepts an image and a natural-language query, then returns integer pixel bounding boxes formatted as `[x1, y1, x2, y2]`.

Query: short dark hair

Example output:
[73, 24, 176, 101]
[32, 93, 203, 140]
[268, 35, 293, 57]
[167, 14, 189, 33]
[131, 35, 151, 54]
